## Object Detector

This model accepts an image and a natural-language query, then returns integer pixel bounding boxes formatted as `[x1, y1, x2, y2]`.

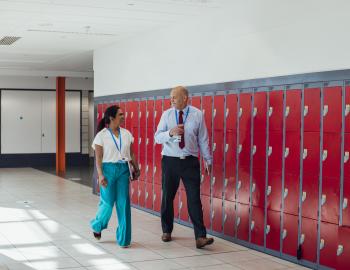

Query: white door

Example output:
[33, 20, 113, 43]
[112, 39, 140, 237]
[65, 91, 81, 153]
[41, 91, 56, 153]
[1, 90, 42, 153]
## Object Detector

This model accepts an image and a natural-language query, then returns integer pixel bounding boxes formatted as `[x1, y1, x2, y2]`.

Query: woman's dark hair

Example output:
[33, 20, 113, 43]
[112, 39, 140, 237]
[96, 105, 120, 133]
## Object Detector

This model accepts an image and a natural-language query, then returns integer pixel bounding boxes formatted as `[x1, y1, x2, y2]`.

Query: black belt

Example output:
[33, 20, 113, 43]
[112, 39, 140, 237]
[163, 155, 197, 160]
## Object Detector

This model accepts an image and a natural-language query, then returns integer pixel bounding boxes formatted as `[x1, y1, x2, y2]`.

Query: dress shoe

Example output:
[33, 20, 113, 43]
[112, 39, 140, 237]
[161, 233, 172, 242]
[196, 237, 214, 249]
[93, 232, 101, 240]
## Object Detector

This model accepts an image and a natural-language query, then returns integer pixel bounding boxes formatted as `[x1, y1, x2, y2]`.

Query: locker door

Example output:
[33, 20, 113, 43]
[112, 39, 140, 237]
[119, 102, 126, 128]
[323, 86, 342, 133]
[201, 160, 211, 196]
[345, 86, 350, 133]
[236, 203, 249, 242]
[303, 132, 320, 176]
[321, 177, 340, 224]
[139, 101, 147, 182]
[145, 182, 153, 210]
[226, 94, 238, 130]
[213, 95, 225, 199]
[300, 218, 318, 263]
[174, 192, 180, 220]
[223, 200, 235, 237]
[266, 210, 281, 252]
[322, 132, 341, 179]
[301, 175, 319, 220]
[268, 91, 284, 131]
[131, 181, 138, 205]
[153, 183, 161, 213]
[344, 133, 350, 179]
[237, 167, 250, 204]
[191, 96, 201, 109]
[201, 195, 211, 228]
[250, 206, 264, 246]
[337, 226, 350, 270]
[138, 181, 145, 207]
[343, 178, 350, 226]
[163, 98, 171, 111]
[154, 99, 163, 185]
[97, 103, 103, 123]
[319, 222, 338, 269]
[251, 170, 265, 208]
[268, 131, 283, 173]
[238, 93, 252, 168]
[212, 197, 223, 233]
[304, 88, 321, 132]
[179, 189, 189, 222]
[146, 99, 155, 183]
[284, 131, 300, 175]
[130, 101, 139, 159]
[282, 214, 298, 257]
[125, 102, 132, 131]
[283, 173, 299, 215]
[285, 89, 301, 132]
[224, 129, 237, 201]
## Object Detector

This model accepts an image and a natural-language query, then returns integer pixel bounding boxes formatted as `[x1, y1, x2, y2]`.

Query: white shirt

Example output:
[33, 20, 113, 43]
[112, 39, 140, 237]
[92, 127, 134, 163]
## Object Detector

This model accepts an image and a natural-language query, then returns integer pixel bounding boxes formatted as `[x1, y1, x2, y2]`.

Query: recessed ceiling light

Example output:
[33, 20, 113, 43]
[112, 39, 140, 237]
[128, 3, 135, 6]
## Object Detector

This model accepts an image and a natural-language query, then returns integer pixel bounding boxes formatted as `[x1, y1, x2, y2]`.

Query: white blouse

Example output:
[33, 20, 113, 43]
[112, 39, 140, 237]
[92, 128, 134, 162]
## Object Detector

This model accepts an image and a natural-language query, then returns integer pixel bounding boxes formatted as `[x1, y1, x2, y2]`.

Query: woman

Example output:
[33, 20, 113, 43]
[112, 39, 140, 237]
[90, 105, 140, 248]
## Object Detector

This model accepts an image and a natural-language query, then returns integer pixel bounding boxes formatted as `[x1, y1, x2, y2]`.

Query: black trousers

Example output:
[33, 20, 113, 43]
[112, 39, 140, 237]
[161, 155, 206, 239]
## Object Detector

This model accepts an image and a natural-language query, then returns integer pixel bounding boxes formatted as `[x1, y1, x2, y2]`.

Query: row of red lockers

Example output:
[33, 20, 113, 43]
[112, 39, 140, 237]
[96, 84, 350, 269]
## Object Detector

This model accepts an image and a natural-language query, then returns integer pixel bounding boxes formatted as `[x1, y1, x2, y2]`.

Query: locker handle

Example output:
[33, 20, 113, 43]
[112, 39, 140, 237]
[211, 177, 216, 186]
[252, 145, 256, 155]
[344, 151, 349, 163]
[102, 113, 105, 118]
[267, 185, 272, 196]
[323, 105, 328, 117]
[97, 112, 99, 119]
[213, 109, 217, 118]
[131, 112, 134, 118]
[125, 112, 128, 118]
[146, 138, 149, 145]
[303, 106, 308, 117]
[337, 245, 344, 256]
[139, 138, 142, 144]
[153, 194, 156, 202]
[300, 234, 305, 245]
[268, 107, 273, 117]
[266, 225, 270, 234]
[252, 183, 256, 193]
[225, 108, 229, 118]
[268, 146, 272, 156]
[322, 150, 328, 161]
[146, 111, 149, 118]
[201, 174, 204, 184]
[303, 149, 308, 159]
[238, 144, 242, 153]
[283, 188, 288, 199]
[154, 166, 156, 174]
[284, 147, 289, 158]
[321, 194, 327, 206]
[302, 191, 307, 202]
[131, 188, 134, 195]
[139, 164, 142, 170]
[138, 190, 141, 197]
[225, 144, 229, 153]
[213, 143, 216, 152]
[250, 221, 255, 230]
[154, 111, 157, 118]
[224, 178, 228, 188]
[146, 165, 149, 173]
[203, 109, 205, 115]
[253, 107, 257, 117]
[345, 104, 350, 117]
[343, 198, 348, 210]
[239, 108, 242, 118]
[236, 217, 241, 226]
[179, 201, 183, 209]
[237, 180, 242, 190]
[145, 192, 148, 199]
[211, 210, 215, 219]
[224, 213, 227, 223]
[282, 229, 287, 239]
[320, 239, 325, 250]
[139, 111, 142, 118]
[285, 106, 290, 117]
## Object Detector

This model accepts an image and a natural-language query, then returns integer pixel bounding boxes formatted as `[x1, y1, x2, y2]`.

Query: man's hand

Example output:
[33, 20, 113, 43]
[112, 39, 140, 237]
[169, 124, 184, 136]
[205, 163, 212, 176]
[98, 175, 107, 187]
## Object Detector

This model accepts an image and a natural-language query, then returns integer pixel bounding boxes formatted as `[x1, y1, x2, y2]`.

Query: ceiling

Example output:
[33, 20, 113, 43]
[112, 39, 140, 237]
[0, 0, 228, 77]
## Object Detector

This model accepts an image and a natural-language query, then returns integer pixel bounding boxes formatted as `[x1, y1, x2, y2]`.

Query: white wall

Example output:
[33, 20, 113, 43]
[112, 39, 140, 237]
[94, 0, 350, 97]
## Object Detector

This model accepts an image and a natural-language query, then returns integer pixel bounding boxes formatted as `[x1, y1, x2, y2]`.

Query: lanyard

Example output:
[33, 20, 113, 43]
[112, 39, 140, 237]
[108, 128, 122, 154]
[175, 107, 190, 125]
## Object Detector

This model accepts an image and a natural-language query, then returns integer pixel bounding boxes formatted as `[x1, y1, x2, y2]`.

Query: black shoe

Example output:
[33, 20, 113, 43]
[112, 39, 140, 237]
[93, 232, 101, 240]
[196, 237, 214, 249]
[161, 233, 172, 242]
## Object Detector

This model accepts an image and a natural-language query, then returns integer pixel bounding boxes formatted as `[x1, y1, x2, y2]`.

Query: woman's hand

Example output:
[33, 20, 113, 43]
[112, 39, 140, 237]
[133, 167, 141, 179]
[98, 175, 108, 187]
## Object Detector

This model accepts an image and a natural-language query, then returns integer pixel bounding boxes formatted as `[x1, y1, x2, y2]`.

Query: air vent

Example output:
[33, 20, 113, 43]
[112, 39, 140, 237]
[0, 36, 21, 45]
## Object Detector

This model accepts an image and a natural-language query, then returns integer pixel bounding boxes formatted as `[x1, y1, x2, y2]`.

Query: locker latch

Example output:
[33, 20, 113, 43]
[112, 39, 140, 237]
[250, 221, 255, 230]
[252, 183, 256, 193]
[179, 201, 183, 210]
[253, 107, 257, 117]
[238, 144, 242, 153]
[139, 138, 142, 144]
[319, 239, 325, 250]
[337, 245, 344, 256]
[267, 185, 272, 196]
[300, 234, 305, 245]
[345, 104, 350, 117]
[322, 150, 328, 161]
[239, 108, 243, 118]
[154, 166, 157, 174]
[131, 188, 134, 195]
[201, 174, 204, 184]
[203, 109, 205, 115]
[237, 180, 242, 190]
[236, 217, 241, 226]
[283, 188, 288, 199]
[252, 145, 256, 155]
[302, 191, 307, 203]
[139, 111, 142, 118]
[153, 194, 156, 202]
[265, 225, 270, 234]
[211, 177, 216, 186]
[224, 178, 228, 188]
[146, 111, 149, 118]
[125, 112, 128, 118]
[225, 144, 229, 153]
[225, 108, 229, 118]
[344, 151, 349, 163]
[146, 138, 149, 145]
[213, 109, 217, 118]
[343, 198, 348, 210]
[154, 111, 157, 118]
[102, 113, 105, 118]
[285, 106, 290, 117]
[211, 210, 215, 219]
[146, 165, 149, 173]
[224, 213, 227, 223]
[321, 194, 327, 206]
[139, 164, 142, 170]
[303, 149, 308, 159]
[212, 143, 216, 152]
[131, 111, 134, 118]
[268, 107, 273, 117]
[145, 192, 148, 199]
[303, 106, 308, 117]
[282, 229, 287, 239]
[323, 105, 329, 117]
[138, 190, 141, 197]
[268, 146, 272, 156]
[284, 147, 289, 158]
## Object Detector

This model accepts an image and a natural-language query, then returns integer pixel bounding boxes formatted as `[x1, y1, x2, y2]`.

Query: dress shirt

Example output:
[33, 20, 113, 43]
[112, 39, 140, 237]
[154, 105, 212, 165]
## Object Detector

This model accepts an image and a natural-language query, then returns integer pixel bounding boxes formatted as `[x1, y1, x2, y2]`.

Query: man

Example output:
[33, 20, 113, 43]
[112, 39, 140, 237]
[154, 86, 214, 249]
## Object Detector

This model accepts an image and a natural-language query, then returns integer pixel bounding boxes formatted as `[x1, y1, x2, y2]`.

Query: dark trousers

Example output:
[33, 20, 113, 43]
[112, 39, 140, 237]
[161, 155, 206, 239]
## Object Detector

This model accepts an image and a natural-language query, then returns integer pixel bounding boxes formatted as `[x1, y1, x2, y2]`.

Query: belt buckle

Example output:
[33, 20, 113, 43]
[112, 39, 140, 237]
[179, 156, 186, 160]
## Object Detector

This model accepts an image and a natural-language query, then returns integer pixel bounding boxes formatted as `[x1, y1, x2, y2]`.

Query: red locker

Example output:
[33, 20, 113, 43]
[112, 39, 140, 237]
[202, 95, 213, 141]
[237, 166, 250, 204]
[321, 177, 340, 224]
[224, 129, 236, 201]
[163, 98, 171, 111]
[179, 190, 189, 222]
[226, 94, 238, 130]
[201, 195, 211, 228]
[139, 128, 147, 182]
[283, 173, 300, 216]
[97, 103, 103, 123]
[253, 91, 267, 131]
[146, 127, 154, 183]
[174, 192, 180, 219]
[301, 174, 319, 220]
[319, 222, 338, 269]
[322, 132, 341, 179]
[238, 93, 252, 168]
[239, 93, 252, 131]
[337, 226, 350, 270]
[251, 169, 265, 208]
[154, 99, 163, 185]
[153, 183, 161, 212]
[284, 131, 300, 175]
[323, 86, 342, 133]
[268, 90, 284, 131]
[282, 214, 298, 257]
[130, 181, 138, 205]
[304, 87, 321, 132]
[145, 182, 153, 210]
[201, 161, 211, 196]
[139, 100, 147, 128]
[211, 197, 223, 233]
[267, 173, 282, 211]
[344, 133, 350, 179]
[268, 131, 283, 173]
[345, 86, 350, 133]
[300, 218, 318, 263]
[239, 128, 251, 167]
[343, 178, 350, 226]
[285, 89, 301, 131]
[236, 203, 250, 242]
[125, 102, 132, 131]
[250, 206, 264, 246]
[253, 131, 266, 171]
[302, 132, 320, 176]
[266, 210, 281, 252]
[191, 96, 201, 109]
[119, 102, 126, 128]
[223, 200, 235, 237]
[138, 181, 145, 207]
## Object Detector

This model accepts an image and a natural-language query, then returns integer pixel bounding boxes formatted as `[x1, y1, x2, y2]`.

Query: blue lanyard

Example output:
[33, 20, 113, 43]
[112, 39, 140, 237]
[175, 107, 190, 125]
[108, 128, 122, 154]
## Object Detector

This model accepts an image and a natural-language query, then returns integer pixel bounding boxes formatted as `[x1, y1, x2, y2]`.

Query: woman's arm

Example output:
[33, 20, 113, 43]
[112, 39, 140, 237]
[95, 145, 107, 187]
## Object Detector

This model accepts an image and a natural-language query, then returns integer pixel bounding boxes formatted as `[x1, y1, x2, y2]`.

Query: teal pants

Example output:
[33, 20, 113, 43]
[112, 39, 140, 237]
[90, 162, 131, 246]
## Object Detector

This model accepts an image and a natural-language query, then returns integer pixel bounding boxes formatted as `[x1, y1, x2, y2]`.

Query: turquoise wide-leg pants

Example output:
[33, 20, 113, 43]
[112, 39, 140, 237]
[90, 162, 131, 247]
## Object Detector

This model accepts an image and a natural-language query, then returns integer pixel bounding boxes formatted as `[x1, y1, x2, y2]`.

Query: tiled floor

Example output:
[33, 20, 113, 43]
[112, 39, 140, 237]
[0, 168, 310, 270]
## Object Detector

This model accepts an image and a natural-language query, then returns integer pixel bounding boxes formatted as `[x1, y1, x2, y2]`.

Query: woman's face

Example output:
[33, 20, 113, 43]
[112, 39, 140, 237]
[110, 109, 125, 127]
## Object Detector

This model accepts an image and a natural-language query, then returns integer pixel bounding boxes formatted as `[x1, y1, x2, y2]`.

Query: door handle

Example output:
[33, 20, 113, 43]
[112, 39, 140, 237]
[345, 104, 350, 116]
[303, 149, 308, 159]
[285, 106, 290, 117]
[268, 107, 273, 117]
[268, 146, 272, 156]
[284, 147, 289, 158]
[323, 105, 328, 117]
[303, 106, 308, 116]
[266, 225, 270, 234]
[253, 107, 257, 117]
[225, 108, 229, 118]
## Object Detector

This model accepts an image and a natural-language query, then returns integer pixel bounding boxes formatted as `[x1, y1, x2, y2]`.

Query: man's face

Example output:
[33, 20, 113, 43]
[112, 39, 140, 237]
[110, 109, 125, 126]
[170, 89, 188, 110]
